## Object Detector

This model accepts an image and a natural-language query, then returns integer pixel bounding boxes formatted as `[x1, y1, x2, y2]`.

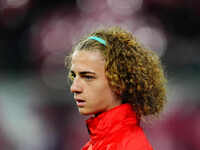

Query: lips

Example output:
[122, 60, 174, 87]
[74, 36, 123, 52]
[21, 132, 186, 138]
[75, 99, 86, 107]
[76, 99, 85, 102]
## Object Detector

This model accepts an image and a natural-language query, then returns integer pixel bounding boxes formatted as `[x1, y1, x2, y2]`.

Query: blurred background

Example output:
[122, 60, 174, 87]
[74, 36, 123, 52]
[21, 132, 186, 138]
[0, 0, 200, 150]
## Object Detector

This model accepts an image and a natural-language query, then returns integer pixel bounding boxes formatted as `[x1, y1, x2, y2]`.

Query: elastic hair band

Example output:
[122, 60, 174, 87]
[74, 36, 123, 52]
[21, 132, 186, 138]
[88, 36, 106, 46]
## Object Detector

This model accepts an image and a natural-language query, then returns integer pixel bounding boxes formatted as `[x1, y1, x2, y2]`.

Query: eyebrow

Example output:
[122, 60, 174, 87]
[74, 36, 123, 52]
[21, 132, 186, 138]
[79, 71, 96, 76]
[70, 70, 96, 75]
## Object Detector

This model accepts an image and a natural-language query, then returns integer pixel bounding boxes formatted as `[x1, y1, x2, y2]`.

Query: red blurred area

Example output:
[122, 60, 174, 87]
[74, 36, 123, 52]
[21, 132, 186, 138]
[0, 0, 32, 28]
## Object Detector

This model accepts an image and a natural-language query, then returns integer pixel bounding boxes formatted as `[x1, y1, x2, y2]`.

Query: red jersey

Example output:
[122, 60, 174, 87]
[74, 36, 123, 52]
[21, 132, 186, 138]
[82, 103, 153, 150]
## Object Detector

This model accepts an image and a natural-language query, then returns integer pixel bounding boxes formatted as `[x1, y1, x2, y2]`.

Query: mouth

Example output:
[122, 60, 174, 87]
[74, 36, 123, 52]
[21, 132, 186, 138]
[75, 99, 86, 107]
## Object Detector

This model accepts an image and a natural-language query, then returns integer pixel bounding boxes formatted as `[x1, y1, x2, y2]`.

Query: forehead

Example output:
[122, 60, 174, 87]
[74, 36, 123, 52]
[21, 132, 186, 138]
[71, 50, 105, 72]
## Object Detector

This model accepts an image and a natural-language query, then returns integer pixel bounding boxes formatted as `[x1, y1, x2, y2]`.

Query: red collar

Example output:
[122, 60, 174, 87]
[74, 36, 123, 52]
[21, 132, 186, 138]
[86, 103, 139, 140]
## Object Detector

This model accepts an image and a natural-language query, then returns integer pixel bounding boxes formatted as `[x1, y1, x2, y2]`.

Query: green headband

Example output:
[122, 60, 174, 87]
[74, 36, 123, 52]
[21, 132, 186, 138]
[88, 36, 106, 46]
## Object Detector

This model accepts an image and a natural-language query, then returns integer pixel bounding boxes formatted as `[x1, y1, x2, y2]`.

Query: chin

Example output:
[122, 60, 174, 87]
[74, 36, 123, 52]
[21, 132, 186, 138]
[78, 109, 93, 116]
[78, 108, 103, 116]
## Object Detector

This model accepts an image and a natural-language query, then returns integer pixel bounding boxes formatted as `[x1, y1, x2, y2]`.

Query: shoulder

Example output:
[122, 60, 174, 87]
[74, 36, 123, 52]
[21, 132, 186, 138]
[116, 126, 153, 150]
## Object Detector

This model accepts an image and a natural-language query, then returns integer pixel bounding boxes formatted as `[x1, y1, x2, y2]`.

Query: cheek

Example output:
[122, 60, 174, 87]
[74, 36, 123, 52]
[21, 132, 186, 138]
[95, 80, 112, 98]
[85, 81, 107, 98]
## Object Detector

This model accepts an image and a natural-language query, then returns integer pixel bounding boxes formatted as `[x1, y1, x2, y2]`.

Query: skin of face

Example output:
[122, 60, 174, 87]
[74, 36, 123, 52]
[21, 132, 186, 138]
[70, 50, 122, 116]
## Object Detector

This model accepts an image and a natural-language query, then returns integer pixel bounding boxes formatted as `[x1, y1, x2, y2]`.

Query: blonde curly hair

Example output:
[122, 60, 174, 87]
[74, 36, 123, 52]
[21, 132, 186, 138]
[65, 26, 167, 118]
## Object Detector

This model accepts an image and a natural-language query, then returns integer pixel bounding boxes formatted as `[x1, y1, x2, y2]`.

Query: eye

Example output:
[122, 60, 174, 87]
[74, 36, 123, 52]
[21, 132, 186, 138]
[83, 75, 95, 80]
[69, 71, 76, 81]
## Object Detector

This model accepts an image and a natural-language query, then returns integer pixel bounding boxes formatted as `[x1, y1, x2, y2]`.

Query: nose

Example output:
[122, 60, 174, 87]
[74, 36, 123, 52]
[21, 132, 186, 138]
[70, 78, 82, 94]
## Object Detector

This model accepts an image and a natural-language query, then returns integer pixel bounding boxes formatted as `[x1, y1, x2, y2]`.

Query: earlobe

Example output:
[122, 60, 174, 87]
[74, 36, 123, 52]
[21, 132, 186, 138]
[115, 89, 122, 95]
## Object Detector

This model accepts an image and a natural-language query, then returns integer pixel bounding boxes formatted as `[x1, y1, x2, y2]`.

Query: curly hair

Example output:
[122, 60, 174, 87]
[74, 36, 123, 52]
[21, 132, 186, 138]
[65, 26, 167, 118]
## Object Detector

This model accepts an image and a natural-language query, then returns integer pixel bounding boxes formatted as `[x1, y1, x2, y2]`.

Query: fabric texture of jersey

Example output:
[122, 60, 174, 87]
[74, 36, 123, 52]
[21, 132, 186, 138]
[81, 103, 153, 150]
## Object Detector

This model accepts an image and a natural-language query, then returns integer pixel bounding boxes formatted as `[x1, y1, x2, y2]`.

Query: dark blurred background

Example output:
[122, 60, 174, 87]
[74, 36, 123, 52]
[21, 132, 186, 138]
[0, 0, 200, 150]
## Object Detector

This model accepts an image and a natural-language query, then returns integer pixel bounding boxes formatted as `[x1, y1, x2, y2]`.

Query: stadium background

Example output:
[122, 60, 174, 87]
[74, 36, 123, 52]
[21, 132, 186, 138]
[0, 0, 200, 149]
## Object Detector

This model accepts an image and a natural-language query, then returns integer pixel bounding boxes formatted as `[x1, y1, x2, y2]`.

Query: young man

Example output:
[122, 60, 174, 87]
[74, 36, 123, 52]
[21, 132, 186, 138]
[65, 27, 167, 150]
